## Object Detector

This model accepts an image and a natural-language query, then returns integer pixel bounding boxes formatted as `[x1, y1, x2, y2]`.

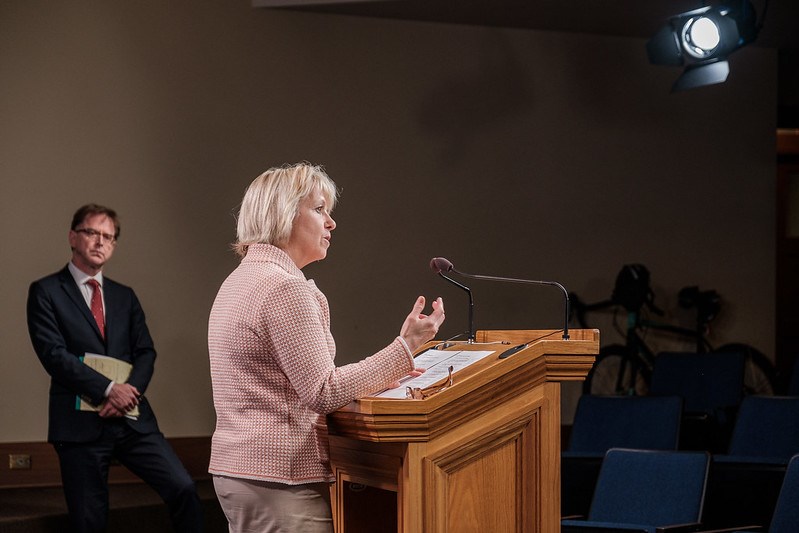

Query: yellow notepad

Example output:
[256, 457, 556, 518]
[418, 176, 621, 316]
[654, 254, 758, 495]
[76, 353, 140, 417]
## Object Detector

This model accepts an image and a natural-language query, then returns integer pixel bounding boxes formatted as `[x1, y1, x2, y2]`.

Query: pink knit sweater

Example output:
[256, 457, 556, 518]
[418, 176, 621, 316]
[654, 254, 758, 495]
[208, 244, 413, 484]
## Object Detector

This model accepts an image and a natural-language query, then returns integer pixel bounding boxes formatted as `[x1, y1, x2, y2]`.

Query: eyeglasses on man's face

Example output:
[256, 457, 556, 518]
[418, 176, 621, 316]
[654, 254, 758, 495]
[74, 227, 117, 244]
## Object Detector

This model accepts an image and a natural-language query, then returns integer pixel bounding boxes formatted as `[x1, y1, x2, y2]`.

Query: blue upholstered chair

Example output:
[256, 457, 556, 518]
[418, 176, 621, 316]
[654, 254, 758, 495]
[769, 453, 799, 532]
[562, 395, 683, 517]
[703, 396, 799, 530]
[723, 396, 799, 464]
[649, 351, 745, 452]
[698, 453, 799, 533]
[769, 455, 799, 533]
[567, 395, 683, 453]
[561, 448, 710, 533]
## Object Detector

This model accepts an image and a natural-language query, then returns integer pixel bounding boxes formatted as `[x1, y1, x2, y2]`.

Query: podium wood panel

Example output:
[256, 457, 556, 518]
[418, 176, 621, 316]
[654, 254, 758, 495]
[328, 329, 598, 533]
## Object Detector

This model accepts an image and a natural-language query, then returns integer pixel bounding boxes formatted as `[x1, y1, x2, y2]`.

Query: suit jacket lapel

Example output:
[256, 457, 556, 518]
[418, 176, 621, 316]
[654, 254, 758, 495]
[103, 280, 119, 344]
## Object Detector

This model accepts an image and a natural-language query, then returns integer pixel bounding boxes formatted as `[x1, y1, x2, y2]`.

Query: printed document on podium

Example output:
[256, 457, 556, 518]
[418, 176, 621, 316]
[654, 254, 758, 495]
[373, 349, 496, 399]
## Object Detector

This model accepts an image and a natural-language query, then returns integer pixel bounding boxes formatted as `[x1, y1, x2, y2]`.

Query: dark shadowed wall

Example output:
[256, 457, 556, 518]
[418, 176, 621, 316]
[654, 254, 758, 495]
[0, 0, 776, 439]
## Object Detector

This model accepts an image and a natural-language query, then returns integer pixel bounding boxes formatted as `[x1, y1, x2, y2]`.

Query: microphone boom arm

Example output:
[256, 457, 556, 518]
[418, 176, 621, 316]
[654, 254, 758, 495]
[452, 269, 570, 341]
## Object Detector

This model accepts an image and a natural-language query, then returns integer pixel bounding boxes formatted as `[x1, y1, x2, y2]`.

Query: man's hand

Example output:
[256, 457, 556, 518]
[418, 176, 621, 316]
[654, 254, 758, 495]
[106, 382, 140, 413]
[98, 402, 127, 418]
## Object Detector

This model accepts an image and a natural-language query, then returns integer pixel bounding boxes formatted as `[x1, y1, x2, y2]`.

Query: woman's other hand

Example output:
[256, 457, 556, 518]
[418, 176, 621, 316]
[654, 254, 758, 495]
[388, 367, 426, 389]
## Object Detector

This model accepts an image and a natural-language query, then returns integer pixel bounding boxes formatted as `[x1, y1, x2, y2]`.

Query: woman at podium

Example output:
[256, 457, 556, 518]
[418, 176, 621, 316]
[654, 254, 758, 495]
[207, 162, 445, 533]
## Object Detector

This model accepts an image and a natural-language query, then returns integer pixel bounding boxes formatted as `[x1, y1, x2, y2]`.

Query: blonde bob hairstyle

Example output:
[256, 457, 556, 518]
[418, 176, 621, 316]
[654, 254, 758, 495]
[234, 163, 338, 257]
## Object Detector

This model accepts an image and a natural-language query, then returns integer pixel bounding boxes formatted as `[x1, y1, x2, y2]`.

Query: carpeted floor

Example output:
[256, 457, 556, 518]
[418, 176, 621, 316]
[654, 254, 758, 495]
[0, 479, 228, 533]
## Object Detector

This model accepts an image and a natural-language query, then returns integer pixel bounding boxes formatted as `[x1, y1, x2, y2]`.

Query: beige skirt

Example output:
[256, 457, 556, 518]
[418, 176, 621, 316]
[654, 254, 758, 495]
[213, 475, 333, 533]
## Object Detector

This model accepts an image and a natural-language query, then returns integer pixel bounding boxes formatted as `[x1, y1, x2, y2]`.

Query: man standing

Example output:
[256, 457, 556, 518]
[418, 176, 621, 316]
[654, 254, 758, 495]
[27, 204, 203, 533]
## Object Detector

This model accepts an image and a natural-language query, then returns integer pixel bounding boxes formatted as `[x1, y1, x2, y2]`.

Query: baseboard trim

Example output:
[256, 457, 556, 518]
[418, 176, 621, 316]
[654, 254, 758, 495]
[0, 436, 211, 489]
[2, 428, 572, 488]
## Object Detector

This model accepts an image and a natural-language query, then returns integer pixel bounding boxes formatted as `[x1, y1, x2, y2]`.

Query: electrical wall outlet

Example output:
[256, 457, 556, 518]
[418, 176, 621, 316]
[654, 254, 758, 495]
[9, 454, 31, 470]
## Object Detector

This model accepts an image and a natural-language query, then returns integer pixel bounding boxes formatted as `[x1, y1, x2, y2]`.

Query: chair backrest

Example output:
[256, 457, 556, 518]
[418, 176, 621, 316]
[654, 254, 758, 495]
[727, 396, 799, 462]
[770, 454, 799, 533]
[567, 395, 683, 453]
[650, 351, 744, 413]
[589, 448, 710, 525]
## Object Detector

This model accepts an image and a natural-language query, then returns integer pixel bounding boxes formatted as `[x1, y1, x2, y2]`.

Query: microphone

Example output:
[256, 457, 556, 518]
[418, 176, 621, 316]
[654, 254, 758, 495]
[429, 258, 476, 343]
[430, 257, 570, 340]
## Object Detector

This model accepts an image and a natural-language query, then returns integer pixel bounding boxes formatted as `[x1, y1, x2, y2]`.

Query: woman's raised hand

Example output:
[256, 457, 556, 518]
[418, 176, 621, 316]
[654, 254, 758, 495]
[400, 296, 446, 353]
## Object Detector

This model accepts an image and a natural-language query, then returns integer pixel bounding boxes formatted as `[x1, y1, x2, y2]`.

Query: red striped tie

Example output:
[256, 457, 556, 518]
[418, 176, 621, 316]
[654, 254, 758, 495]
[87, 279, 105, 339]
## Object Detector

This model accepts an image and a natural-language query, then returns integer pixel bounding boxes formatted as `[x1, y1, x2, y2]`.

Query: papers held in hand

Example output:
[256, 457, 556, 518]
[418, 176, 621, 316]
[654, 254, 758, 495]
[76, 353, 140, 418]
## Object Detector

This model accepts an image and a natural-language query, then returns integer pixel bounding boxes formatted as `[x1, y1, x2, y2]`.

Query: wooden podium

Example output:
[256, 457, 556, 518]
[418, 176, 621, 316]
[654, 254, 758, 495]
[327, 328, 598, 533]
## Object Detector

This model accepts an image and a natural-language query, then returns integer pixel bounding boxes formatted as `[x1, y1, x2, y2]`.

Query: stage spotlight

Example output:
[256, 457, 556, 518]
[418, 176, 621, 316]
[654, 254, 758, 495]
[646, 1, 762, 92]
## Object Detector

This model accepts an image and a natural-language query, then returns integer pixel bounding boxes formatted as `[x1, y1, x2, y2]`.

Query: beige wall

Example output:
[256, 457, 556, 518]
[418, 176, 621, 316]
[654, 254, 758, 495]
[0, 1, 777, 441]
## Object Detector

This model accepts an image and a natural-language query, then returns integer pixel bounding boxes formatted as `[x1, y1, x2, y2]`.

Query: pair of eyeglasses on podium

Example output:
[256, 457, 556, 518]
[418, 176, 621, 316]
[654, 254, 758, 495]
[405, 365, 454, 400]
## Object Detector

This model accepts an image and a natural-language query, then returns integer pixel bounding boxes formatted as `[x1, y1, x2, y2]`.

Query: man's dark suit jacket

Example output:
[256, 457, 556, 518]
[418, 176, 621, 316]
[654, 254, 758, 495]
[27, 265, 160, 442]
